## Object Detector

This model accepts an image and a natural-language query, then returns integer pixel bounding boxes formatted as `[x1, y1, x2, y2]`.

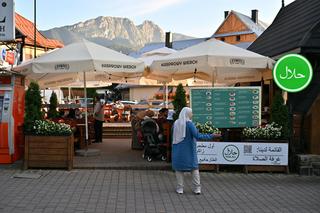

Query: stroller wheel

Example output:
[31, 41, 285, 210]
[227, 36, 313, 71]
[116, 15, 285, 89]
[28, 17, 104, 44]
[161, 155, 167, 161]
[147, 156, 152, 162]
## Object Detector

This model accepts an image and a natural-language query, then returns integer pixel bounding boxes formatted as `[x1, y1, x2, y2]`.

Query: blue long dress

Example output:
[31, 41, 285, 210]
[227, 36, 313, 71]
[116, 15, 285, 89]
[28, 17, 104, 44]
[172, 121, 212, 171]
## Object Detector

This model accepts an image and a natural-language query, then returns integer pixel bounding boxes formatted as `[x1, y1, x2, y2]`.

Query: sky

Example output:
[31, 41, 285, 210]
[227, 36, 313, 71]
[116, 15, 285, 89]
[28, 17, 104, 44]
[15, 0, 296, 38]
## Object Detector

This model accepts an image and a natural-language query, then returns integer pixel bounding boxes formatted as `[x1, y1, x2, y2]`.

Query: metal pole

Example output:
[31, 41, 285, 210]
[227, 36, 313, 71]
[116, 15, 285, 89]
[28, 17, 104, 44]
[165, 83, 169, 108]
[68, 87, 71, 103]
[212, 68, 215, 87]
[34, 0, 37, 58]
[83, 72, 89, 150]
[163, 83, 166, 106]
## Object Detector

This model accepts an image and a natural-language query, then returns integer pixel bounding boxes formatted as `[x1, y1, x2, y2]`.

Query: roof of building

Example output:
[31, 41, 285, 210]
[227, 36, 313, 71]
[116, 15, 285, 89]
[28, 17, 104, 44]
[15, 13, 64, 49]
[248, 0, 320, 57]
[213, 30, 254, 38]
[130, 38, 209, 58]
[131, 10, 268, 58]
[234, 42, 253, 49]
[213, 10, 268, 38]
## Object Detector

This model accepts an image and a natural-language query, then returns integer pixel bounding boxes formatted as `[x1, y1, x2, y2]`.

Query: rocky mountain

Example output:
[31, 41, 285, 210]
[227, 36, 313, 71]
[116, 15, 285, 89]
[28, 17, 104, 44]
[41, 16, 194, 54]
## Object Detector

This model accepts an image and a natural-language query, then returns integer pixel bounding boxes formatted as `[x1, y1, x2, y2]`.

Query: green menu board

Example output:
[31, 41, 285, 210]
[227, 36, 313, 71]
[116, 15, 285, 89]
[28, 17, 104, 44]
[191, 87, 261, 128]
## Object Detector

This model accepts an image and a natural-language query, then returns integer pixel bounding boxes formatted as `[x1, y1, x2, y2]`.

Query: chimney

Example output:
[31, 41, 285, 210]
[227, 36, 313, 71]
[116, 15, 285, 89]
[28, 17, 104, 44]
[282, 0, 285, 8]
[165, 32, 173, 48]
[224, 11, 229, 19]
[251, 9, 258, 23]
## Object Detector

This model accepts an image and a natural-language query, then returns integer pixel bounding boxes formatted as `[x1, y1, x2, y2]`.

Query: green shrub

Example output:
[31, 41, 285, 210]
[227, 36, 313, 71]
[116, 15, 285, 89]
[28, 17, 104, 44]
[24, 82, 42, 132]
[172, 84, 186, 121]
[270, 92, 289, 139]
[47, 92, 59, 119]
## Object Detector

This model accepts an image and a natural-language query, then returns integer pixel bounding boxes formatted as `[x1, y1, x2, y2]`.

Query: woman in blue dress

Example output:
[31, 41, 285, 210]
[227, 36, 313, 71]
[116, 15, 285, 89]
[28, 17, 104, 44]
[172, 107, 220, 194]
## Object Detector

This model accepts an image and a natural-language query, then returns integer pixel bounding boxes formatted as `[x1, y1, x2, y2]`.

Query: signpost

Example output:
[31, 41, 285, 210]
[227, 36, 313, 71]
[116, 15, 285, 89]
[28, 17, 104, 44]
[191, 87, 261, 128]
[0, 0, 15, 41]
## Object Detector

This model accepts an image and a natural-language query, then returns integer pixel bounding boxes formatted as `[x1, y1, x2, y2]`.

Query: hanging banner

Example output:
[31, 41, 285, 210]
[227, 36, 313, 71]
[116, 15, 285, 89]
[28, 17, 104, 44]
[0, 0, 15, 41]
[5, 51, 14, 65]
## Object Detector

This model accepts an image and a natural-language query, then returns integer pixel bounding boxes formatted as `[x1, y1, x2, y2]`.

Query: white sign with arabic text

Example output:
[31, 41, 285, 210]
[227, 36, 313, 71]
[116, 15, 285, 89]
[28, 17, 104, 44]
[197, 142, 288, 166]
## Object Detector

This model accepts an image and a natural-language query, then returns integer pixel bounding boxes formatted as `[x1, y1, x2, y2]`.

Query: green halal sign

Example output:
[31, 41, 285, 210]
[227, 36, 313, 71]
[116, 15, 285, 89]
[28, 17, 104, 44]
[273, 54, 313, 93]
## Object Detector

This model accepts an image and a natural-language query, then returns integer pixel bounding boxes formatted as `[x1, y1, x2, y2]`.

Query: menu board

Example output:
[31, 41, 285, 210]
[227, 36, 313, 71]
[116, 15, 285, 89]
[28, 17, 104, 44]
[191, 87, 261, 128]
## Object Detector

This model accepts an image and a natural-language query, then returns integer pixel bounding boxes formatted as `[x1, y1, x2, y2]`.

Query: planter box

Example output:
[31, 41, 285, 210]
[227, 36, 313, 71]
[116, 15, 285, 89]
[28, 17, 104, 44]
[244, 139, 288, 143]
[24, 135, 74, 170]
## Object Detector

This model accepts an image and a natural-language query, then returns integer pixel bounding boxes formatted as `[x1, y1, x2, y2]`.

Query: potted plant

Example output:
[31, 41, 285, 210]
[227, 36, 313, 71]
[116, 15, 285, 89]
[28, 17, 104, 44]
[242, 122, 286, 142]
[24, 120, 74, 170]
[195, 122, 221, 141]
[24, 82, 74, 170]
[47, 91, 59, 119]
[24, 82, 43, 133]
[270, 92, 289, 139]
[241, 122, 289, 173]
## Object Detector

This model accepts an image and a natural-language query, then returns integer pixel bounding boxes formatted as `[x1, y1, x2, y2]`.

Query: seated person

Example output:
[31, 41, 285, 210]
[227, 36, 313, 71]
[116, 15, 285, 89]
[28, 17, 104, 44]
[157, 108, 169, 133]
[142, 110, 158, 128]
[67, 108, 76, 119]
[75, 108, 82, 119]
[141, 110, 161, 140]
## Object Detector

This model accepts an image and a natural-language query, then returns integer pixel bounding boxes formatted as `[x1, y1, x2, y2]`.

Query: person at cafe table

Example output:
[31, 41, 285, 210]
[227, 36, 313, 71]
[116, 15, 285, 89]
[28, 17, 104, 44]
[93, 95, 104, 143]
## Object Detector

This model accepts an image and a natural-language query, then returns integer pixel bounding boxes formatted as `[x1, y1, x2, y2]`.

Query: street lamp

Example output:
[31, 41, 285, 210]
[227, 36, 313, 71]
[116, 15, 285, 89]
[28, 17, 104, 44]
[34, 0, 36, 58]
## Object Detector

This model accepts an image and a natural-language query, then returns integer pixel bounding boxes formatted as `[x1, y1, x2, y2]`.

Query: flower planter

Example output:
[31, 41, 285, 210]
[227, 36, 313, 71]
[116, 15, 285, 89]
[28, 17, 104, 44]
[244, 139, 288, 143]
[24, 134, 74, 170]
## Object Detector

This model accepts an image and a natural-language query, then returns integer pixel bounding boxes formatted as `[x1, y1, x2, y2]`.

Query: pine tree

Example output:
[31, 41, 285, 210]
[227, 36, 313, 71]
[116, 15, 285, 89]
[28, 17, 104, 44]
[172, 84, 187, 121]
[47, 92, 59, 119]
[270, 92, 289, 139]
[24, 82, 42, 132]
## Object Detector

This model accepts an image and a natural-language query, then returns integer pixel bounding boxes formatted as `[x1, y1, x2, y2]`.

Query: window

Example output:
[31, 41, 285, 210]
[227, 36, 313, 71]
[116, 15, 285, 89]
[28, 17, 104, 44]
[236, 35, 241, 42]
[221, 37, 225, 42]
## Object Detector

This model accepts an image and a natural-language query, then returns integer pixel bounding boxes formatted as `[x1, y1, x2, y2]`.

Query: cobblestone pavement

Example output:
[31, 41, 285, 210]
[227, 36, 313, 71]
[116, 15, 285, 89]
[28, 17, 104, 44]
[0, 169, 319, 213]
[74, 139, 170, 170]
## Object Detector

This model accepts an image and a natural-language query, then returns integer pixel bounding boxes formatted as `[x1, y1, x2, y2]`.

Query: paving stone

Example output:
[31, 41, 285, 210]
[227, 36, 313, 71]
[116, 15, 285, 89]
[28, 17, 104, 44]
[0, 169, 319, 212]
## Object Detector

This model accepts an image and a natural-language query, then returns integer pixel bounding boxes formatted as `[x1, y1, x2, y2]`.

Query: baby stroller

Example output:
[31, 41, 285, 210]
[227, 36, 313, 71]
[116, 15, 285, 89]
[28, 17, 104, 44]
[141, 119, 167, 162]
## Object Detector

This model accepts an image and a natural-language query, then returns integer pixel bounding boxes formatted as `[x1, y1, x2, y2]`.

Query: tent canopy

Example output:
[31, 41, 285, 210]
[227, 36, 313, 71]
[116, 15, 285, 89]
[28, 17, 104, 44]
[13, 40, 145, 88]
[147, 39, 274, 84]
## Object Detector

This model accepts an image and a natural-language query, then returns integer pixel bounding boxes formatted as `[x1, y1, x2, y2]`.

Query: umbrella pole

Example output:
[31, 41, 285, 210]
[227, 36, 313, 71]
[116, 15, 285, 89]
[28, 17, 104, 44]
[165, 83, 169, 108]
[68, 87, 71, 103]
[212, 68, 215, 87]
[163, 82, 168, 108]
[83, 72, 89, 151]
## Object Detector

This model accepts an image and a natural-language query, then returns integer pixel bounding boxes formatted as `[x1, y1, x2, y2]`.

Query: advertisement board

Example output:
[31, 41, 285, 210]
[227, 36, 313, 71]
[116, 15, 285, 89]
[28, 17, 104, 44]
[197, 141, 288, 166]
[0, 0, 15, 41]
[191, 87, 261, 128]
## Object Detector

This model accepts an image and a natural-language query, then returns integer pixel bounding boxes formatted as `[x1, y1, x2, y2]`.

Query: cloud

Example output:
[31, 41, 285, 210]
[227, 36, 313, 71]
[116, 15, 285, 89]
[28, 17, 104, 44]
[113, 0, 186, 17]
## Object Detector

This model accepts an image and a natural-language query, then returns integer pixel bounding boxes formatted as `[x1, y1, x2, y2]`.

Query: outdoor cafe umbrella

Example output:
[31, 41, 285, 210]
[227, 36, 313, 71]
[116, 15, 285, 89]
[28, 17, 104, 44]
[13, 40, 145, 146]
[146, 38, 274, 85]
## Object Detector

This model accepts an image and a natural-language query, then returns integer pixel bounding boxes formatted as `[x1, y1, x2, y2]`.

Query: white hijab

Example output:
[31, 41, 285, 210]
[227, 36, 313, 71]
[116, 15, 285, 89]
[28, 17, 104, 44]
[173, 107, 192, 144]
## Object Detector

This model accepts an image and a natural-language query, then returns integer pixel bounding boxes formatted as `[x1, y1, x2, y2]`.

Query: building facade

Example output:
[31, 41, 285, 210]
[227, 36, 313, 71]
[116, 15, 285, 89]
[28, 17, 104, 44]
[249, 0, 320, 155]
[0, 13, 63, 67]
[213, 10, 268, 48]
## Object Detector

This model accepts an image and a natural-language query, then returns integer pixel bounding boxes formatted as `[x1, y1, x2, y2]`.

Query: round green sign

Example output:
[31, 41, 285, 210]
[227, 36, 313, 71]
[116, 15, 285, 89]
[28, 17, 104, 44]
[273, 54, 313, 92]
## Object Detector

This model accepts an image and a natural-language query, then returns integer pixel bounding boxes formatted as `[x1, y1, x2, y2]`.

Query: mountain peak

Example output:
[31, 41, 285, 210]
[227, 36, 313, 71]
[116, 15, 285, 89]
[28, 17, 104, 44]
[41, 16, 194, 54]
